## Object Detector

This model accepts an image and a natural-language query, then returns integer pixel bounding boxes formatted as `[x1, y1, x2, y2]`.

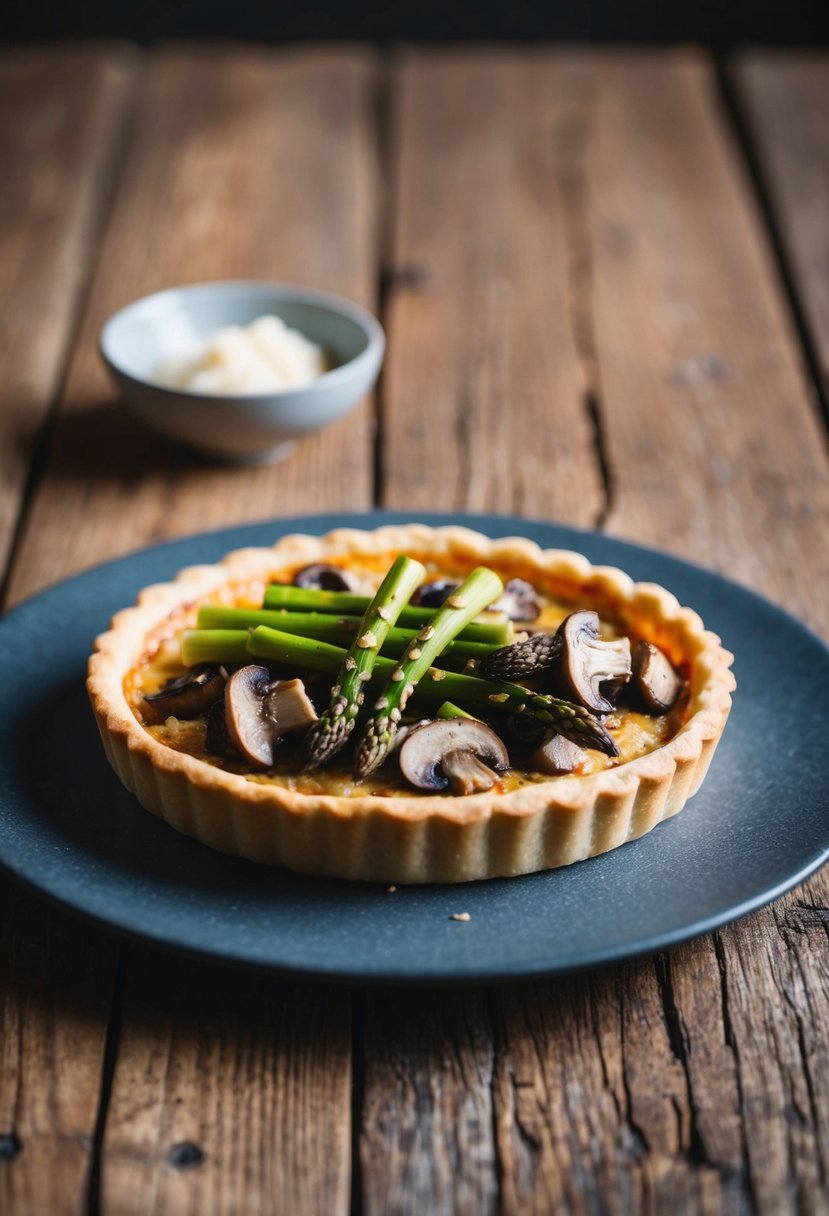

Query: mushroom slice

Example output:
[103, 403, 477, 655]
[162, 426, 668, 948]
[631, 641, 683, 713]
[529, 733, 587, 776]
[490, 578, 541, 622]
[143, 664, 225, 721]
[557, 611, 632, 714]
[293, 563, 359, 592]
[398, 719, 509, 795]
[225, 666, 318, 768]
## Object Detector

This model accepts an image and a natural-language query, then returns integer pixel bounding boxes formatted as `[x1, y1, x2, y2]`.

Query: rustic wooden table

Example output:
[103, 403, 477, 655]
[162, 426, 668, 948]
[1, 43, 828, 1216]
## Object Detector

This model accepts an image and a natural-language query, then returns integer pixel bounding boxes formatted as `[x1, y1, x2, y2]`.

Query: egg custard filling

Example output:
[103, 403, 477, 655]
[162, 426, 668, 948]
[88, 525, 735, 883]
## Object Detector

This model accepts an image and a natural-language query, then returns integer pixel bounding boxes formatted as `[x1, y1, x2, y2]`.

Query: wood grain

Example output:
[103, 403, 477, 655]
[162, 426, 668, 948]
[6, 46, 379, 607]
[0, 46, 136, 586]
[360, 49, 829, 1216]
[0, 881, 117, 1216]
[100, 951, 351, 1216]
[359, 989, 498, 1216]
[1, 46, 377, 1216]
[735, 53, 829, 406]
[379, 50, 604, 523]
[583, 53, 829, 632]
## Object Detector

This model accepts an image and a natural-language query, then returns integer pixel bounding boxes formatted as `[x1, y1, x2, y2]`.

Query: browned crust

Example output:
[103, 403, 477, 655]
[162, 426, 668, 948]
[87, 525, 735, 883]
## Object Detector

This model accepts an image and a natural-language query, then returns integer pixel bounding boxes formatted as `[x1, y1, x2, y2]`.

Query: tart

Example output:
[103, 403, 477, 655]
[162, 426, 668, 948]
[87, 525, 735, 883]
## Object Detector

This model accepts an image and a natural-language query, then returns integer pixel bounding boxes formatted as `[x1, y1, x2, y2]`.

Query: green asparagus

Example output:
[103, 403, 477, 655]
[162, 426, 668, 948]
[196, 605, 496, 659]
[353, 567, 504, 778]
[302, 555, 427, 769]
[182, 624, 617, 758]
[262, 584, 513, 645]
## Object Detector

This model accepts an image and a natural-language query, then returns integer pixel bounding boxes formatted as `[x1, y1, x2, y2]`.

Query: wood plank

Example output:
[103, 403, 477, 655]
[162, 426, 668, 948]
[0, 881, 118, 1216]
[493, 49, 829, 1215]
[100, 951, 351, 1216]
[580, 56, 829, 1212]
[359, 990, 497, 1216]
[734, 53, 829, 406]
[0, 46, 376, 1216]
[380, 50, 604, 523]
[0, 46, 136, 583]
[0, 46, 136, 1216]
[586, 53, 829, 633]
[6, 46, 378, 607]
[364, 49, 829, 1216]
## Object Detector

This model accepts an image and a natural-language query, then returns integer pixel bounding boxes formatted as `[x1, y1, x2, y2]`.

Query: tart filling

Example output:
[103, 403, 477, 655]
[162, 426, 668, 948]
[87, 525, 735, 883]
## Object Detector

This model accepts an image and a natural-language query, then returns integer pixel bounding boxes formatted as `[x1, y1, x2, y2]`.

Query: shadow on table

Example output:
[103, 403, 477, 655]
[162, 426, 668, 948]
[14, 398, 201, 479]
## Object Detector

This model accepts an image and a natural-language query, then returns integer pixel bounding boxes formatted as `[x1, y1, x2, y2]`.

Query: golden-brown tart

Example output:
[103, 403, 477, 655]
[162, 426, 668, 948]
[87, 525, 735, 883]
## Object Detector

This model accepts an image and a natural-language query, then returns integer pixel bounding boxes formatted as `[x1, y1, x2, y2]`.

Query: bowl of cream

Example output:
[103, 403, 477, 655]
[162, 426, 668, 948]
[100, 281, 385, 463]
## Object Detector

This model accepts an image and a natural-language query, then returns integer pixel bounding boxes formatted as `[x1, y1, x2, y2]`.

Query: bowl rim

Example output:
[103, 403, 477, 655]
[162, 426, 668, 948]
[99, 279, 386, 402]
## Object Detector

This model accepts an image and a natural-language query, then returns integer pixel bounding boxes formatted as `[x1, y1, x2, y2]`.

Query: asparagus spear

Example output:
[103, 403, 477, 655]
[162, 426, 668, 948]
[353, 568, 503, 778]
[181, 629, 250, 666]
[262, 585, 513, 645]
[302, 555, 427, 769]
[245, 625, 618, 755]
[195, 606, 497, 659]
[436, 701, 479, 721]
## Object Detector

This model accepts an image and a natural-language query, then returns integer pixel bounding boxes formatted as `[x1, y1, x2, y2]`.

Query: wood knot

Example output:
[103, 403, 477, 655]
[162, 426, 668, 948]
[0, 1133, 21, 1162]
[168, 1141, 205, 1170]
[381, 263, 430, 293]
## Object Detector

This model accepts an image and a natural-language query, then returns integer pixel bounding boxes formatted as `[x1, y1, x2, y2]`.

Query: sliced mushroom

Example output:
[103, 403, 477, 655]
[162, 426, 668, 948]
[415, 578, 459, 608]
[398, 719, 509, 795]
[143, 664, 225, 722]
[293, 563, 359, 592]
[225, 666, 318, 768]
[490, 578, 541, 622]
[631, 641, 683, 713]
[529, 733, 587, 775]
[556, 611, 632, 714]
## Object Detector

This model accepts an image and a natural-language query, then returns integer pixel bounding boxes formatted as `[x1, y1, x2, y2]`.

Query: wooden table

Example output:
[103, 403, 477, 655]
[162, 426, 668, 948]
[1, 44, 828, 1215]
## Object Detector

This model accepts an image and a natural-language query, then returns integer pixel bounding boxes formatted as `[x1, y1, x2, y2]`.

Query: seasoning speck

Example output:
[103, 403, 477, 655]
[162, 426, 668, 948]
[447, 595, 466, 609]
[451, 912, 471, 923]
[357, 630, 378, 649]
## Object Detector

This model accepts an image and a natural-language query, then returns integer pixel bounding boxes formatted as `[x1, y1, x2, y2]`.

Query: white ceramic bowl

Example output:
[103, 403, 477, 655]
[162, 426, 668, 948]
[100, 281, 385, 463]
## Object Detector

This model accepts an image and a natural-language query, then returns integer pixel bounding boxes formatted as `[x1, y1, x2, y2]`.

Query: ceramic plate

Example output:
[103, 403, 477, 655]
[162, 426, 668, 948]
[1, 512, 827, 983]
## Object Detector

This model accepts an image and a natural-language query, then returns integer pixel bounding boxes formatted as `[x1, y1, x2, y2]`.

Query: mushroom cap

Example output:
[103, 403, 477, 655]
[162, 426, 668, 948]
[398, 719, 509, 792]
[491, 578, 541, 622]
[293, 563, 359, 592]
[415, 579, 459, 608]
[632, 641, 683, 713]
[143, 664, 225, 722]
[225, 666, 318, 768]
[557, 611, 632, 714]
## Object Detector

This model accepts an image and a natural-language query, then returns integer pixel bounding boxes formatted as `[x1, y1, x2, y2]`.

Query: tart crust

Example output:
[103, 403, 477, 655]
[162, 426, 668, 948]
[87, 525, 735, 883]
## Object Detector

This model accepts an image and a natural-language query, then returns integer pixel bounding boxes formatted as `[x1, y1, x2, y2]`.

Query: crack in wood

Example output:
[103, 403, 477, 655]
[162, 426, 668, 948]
[83, 945, 126, 1216]
[552, 63, 614, 531]
[717, 59, 829, 446]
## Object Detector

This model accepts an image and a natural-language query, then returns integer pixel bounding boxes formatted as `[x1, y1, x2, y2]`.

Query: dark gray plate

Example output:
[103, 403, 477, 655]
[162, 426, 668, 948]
[1, 512, 827, 983]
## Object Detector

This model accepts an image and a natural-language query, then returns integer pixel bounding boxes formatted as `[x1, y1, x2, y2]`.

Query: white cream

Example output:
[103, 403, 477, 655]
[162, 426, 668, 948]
[154, 315, 327, 395]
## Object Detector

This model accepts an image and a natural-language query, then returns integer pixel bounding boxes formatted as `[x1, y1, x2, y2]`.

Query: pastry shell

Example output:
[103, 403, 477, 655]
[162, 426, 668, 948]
[87, 525, 735, 883]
